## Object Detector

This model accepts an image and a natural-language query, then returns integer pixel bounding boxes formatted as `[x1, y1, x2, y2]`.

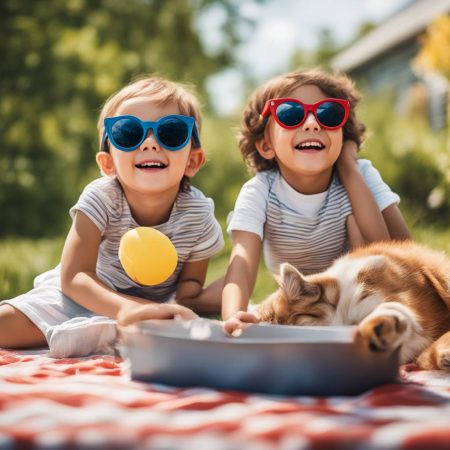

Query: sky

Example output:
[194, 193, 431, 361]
[197, 0, 411, 115]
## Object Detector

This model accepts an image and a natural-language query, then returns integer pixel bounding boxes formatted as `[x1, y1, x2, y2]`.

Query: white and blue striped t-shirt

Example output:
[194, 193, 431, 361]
[227, 159, 399, 276]
[70, 176, 224, 302]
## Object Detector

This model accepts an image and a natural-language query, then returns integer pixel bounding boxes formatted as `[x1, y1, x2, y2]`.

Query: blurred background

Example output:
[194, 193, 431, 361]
[1, 0, 449, 302]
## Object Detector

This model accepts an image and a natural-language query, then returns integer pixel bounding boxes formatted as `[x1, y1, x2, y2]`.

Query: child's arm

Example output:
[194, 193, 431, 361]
[337, 141, 411, 246]
[222, 230, 262, 334]
[60, 211, 197, 325]
[174, 259, 222, 316]
[379, 203, 411, 240]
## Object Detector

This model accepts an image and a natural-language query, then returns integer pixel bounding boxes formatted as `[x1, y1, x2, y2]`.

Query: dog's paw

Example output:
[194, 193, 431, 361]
[416, 331, 450, 370]
[357, 313, 407, 353]
[437, 349, 450, 371]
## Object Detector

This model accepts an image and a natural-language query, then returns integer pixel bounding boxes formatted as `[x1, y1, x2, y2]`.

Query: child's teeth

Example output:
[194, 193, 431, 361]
[139, 162, 164, 168]
[298, 141, 324, 149]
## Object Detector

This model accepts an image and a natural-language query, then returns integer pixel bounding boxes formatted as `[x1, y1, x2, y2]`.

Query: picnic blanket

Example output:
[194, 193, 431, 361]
[1, 349, 450, 450]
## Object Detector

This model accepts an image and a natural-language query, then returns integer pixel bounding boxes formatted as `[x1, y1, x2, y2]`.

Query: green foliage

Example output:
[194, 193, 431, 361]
[194, 114, 248, 221]
[358, 95, 450, 225]
[0, 0, 237, 237]
[0, 237, 64, 300]
[290, 28, 341, 70]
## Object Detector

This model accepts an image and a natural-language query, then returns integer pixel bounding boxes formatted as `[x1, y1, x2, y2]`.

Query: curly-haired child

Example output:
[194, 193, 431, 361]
[222, 68, 410, 334]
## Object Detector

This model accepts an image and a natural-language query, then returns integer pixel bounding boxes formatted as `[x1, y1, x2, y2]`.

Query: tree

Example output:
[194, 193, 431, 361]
[290, 28, 341, 70]
[0, 0, 242, 237]
[414, 15, 450, 81]
[412, 14, 450, 213]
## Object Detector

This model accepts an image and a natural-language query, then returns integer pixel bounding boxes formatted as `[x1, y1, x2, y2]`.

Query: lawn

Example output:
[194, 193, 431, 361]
[1, 221, 449, 303]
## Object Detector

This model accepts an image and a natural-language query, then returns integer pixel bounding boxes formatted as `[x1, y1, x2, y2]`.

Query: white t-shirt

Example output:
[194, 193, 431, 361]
[227, 159, 399, 275]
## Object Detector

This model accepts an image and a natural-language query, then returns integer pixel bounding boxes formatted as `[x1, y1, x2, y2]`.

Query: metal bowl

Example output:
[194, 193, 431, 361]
[118, 319, 399, 396]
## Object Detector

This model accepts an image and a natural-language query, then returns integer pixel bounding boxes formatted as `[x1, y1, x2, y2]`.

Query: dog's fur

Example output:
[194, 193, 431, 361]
[257, 241, 450, 370]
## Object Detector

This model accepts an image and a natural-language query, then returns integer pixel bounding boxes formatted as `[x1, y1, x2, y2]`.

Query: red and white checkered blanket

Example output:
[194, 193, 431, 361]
[1, 349, 450, 450]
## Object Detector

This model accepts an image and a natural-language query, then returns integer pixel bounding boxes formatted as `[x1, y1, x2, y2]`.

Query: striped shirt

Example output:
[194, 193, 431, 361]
[70, 176, 224, 302]
[227, 159, 400, 276]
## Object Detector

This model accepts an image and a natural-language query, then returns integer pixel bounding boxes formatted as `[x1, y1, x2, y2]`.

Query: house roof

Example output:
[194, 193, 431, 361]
[331, 0, 450, 72]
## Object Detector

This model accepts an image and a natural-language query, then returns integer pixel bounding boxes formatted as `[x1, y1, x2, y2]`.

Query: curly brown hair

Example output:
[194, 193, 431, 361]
[239, 68, 366, 172]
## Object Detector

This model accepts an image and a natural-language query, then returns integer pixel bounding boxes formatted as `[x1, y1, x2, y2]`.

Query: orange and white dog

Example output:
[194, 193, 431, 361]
[258, 241, 450, 370]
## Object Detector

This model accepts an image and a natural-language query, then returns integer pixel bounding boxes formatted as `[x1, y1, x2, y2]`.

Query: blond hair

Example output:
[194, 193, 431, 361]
[98, 76, 202, 148]
[239, 68, 366, 172]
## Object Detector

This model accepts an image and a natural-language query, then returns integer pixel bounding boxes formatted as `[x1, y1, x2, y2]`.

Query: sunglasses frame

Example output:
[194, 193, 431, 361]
[102, 114, 201, 152]
[261, 97, 350, 130]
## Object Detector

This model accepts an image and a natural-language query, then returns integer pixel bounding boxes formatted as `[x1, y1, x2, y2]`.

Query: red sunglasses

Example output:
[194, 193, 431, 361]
[261, 98, 350, 130]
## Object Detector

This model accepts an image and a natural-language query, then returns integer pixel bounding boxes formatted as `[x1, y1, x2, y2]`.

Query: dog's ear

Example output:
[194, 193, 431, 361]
[279, 263, 320, 302]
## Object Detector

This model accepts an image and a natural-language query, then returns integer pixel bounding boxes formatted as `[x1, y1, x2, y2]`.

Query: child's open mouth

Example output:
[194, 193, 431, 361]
[295, 140, 325, 152]
[135, 161, 167, 170]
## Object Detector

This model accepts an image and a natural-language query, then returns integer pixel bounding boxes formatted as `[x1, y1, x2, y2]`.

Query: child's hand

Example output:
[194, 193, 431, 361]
[337, 140, 358, 173]
[223, 311, 260, 337]
[118, 303, 198, 326]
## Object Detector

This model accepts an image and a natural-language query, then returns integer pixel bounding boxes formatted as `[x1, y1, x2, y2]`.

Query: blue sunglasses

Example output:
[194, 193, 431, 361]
[102, 114, 201, 152]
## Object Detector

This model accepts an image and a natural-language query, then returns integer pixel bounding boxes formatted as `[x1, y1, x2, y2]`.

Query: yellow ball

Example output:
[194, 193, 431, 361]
[119, 227, 178, 286]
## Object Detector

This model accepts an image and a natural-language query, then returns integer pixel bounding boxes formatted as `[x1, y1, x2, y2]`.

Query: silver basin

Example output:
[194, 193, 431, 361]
[118, 319, 399, 396]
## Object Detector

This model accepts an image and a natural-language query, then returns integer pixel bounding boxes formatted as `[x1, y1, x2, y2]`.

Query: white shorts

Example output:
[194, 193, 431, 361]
[3, 267, 116, 358]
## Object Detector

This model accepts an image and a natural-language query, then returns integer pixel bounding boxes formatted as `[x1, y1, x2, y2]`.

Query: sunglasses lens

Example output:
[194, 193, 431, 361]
[111, 118, 144, 149]
[317, 101, 346, 128]
[275, 101, 305, 127]
[157, 117, 189, 149]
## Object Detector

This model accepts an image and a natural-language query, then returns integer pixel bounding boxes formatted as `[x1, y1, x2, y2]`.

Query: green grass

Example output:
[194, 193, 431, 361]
[0, 237, 64, 300]
[0, 232, 277, 303]
[205, 239, 278, 304]
[410, 224, 450, 253]
[1, 219, 449, 304]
